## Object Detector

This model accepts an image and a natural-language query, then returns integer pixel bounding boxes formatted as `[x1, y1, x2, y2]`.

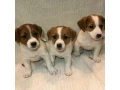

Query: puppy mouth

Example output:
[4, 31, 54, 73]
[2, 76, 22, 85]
[56, 47, 65, 52]
[29, 44, 40, 51]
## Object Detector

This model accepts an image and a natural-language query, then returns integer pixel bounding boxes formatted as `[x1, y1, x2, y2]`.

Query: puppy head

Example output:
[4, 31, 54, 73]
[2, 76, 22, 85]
[15, 24, 46, 50]
[77, 14, 105, 40]
[47, 26, 76, 52]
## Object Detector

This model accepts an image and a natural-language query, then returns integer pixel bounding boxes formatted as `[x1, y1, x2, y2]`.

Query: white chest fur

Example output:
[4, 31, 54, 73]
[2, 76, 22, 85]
[47, 41, 73, 58]
[20, 40, 47, 61]
[77, 31, 103, 50]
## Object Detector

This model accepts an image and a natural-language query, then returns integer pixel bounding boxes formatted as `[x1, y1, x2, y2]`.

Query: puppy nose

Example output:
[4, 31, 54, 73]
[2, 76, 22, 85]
[96, 34, 102, 38]
[31, 42, 37, 47]
[57, 43, 62, 49]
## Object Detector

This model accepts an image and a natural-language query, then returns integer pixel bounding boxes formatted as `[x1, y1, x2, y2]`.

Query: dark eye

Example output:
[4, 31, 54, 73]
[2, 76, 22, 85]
[34, 32, 38, 36]
[63, 35, 68, 39]
[99, 25, 103, 29]
[89, 26, 94, 29]
[21, 34, 27, 39]
[52, 35, 57, 39]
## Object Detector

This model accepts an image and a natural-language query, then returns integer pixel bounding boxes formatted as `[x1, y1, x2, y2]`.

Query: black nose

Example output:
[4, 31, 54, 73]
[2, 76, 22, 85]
[96, 34, 102, 38]
[31, 42, 37, 47]
[57, 43, 62, 49]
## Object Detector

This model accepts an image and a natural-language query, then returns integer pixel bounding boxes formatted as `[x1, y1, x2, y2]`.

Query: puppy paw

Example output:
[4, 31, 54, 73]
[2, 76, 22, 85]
[48, 66, 58, 75]
[73, 51, 80, 57]
[23, 70, 32, 78]
[65, 69, 72, 76]
[89, 54, 93, 59]
[93, 57, 101, 63]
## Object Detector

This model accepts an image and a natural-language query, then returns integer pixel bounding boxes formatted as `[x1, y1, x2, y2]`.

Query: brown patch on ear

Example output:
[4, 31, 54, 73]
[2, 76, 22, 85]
[15, 28, 20, 43]
[34, 24, 42, 36]
[98, 15, 105, 30]
[77, 16, 88, 32]
[68, 27, 76, 41]
[47, 27, 54, 40]
[34, 24, 46, 41]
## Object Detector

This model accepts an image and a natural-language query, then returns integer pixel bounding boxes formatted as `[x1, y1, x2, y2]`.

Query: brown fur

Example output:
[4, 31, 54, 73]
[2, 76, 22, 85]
[77, 14, 105, 32]
[47, 26, 76, 45]
[15, 24, 43, 46]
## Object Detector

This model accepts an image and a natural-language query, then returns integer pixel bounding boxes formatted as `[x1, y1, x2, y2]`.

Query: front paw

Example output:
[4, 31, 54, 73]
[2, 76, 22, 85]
[93, 57, 101, 63]
[23, 69, 32, 78]
[73, 51, 80, 57]
[65, 68, 72, 76]
[48, 66, 58, 75]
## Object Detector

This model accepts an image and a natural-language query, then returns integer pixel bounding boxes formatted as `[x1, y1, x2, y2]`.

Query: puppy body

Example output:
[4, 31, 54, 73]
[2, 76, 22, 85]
[15, 24, 57, 78]
[47, 26, 76, 76]
[73, 14, 105, 62]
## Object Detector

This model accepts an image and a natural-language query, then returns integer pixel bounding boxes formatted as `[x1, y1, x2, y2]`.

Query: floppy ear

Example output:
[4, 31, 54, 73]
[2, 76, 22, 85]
[15, 28, 20, 43]
[69, 27, 76, 41]
[98, 15, 105, 30]
[34, 24, 46, 41]
[47, 27, 54, 40]
[77, 16, 87, 32]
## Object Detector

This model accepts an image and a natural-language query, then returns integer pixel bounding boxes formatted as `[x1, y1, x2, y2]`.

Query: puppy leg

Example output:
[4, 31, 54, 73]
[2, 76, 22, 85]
[92, 45, 102, 63]
[73, 41, 80, 56]
[23, 60, 32, 78]
[49, 53, 55, 66]
[41, 53, 57, 75]
[64, 55, 72, 76]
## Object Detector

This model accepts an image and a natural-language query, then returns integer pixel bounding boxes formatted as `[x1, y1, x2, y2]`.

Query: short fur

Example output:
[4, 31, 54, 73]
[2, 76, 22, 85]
[47, 26, 76, 76]
[73, 14, 105, 63]
[15, 24, 57, 78]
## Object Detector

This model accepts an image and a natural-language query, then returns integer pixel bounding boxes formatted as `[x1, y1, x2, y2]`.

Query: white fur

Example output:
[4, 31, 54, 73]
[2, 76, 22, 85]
[20, 25, 57, 78]
[26, 25, 39, 50]
[88, 16, 103, 40]
[55, 27, 65, 51]
[73, 16, 104, 63]
[47, 27, 73, 76]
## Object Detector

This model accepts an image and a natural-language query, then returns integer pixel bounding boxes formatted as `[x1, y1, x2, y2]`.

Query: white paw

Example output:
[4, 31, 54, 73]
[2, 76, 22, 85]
[93, 57, 101, 63]
[73, 51, 80, 57]
[65, 69, 72, 76]
[23, 70, 32, 78]
[48, 66, 58, 75]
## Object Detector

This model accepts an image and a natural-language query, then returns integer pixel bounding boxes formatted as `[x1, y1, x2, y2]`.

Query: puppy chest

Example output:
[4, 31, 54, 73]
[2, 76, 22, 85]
[23, 51, 42, 61]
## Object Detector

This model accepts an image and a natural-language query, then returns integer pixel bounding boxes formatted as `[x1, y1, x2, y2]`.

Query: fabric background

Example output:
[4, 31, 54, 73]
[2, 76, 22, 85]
[15, 0, 105, 90]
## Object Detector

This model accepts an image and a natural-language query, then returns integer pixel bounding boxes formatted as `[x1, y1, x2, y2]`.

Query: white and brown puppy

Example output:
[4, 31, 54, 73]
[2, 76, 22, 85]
[47, 26, 76, 76]
[73, 14, 105, 63]
[15, 24, 57, 78]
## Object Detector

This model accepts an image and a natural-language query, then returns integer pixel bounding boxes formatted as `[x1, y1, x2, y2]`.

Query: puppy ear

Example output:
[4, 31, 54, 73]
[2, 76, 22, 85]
[98, 15, 105, 30]
[69, 27, 76, 41]
[47, 27, 54, 40]
[77, 17, 87, 32]
[34, 24, 46, 41]
[15, 28, 20, 43]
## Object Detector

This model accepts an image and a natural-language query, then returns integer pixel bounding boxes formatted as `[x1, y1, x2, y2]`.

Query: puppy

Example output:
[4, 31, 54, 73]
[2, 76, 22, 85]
[73, 14, 105, 63]
[47, 26, 76, 76]
[15, 24, 57, 78]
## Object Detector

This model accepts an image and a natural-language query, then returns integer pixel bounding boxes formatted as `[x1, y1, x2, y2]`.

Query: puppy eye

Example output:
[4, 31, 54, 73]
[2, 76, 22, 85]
[99, 25, 103, 29]
[52, 35, 57, 39]
[34, 32, 38, 36]
[89, 26, 94, 29]
[21, 34, 27, 39]
[63, 35, 68, 39]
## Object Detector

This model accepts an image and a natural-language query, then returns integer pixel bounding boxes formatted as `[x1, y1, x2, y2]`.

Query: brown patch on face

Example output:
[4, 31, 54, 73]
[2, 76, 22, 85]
[15, 24, 42, 46]
[98, 15, 105, 31]
[61, 27, 76, 45]
[77, 15, 96, 32]
[47, 26, 76, 45]
[47, 27, 58, 44]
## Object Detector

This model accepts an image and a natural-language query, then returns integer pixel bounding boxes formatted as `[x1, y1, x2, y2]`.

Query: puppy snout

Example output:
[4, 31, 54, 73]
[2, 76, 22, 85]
[57, 43, 62, 49]
[96, 34, 102, 38]
[31, 42, 37, 47]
